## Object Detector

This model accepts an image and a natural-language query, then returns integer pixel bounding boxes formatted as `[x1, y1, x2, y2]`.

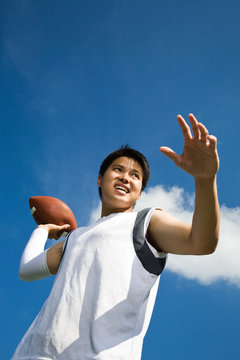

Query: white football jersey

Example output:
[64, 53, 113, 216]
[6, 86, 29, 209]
[12, 208, 166, 360]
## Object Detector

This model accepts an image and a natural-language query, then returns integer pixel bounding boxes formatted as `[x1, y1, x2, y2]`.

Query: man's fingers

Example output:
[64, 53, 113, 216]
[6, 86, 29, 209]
[160, 147, 178, 161]
[177, 115, 192, 140]
[59, 224, 71, 230]
[207, 135, 217, 149]
[55, 224, 71, 239]
[188, 113, 200, 139]
[49, 224, 71, 240]
[198, 122, 209, 143]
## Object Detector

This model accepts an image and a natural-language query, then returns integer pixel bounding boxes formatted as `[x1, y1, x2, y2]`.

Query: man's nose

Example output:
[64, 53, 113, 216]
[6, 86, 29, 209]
[119, 173, 129, 183]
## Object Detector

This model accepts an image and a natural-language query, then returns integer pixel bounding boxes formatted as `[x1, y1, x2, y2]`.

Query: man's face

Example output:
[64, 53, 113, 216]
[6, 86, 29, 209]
[97, 156, 143, 216]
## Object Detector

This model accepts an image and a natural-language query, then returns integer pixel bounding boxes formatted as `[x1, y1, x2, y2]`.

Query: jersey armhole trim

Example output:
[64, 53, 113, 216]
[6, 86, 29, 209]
[133, 208, 167, 276]
[61, 231, 72, 258]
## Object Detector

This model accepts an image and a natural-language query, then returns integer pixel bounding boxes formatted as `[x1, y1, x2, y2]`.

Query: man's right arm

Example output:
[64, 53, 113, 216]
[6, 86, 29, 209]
[19, 224, 70, 281]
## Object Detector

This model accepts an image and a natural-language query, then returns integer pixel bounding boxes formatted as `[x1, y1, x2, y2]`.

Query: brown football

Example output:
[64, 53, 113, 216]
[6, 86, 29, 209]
[29, 196, 77, 232]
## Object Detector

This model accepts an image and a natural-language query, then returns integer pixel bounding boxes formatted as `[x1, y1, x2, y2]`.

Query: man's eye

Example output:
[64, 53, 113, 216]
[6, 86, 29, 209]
[132, 173, 139, 179]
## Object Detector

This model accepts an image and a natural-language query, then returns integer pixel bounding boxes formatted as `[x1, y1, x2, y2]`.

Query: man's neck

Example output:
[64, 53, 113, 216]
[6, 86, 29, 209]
[101, 206, 133, 218]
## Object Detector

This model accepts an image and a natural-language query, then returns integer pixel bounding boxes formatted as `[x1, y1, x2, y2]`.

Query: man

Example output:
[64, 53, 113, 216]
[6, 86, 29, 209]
[12, 114, 219, 359]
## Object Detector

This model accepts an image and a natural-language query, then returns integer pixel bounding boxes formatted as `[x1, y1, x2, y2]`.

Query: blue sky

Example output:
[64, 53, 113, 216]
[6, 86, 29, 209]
[1, 0, 240, 358]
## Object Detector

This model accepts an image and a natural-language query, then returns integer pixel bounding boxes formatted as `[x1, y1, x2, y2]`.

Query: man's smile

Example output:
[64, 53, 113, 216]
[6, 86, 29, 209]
[115, 183, 130, 194]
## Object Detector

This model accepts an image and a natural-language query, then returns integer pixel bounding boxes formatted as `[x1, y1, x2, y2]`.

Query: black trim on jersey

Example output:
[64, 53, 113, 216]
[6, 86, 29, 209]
[61, 231, 72, 259]
[133, 208, 166, 275]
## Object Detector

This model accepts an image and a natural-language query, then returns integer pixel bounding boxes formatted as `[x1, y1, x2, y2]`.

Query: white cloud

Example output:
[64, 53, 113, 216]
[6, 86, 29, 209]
[90, 185, 240, 287]
[89, 203, 102, 224]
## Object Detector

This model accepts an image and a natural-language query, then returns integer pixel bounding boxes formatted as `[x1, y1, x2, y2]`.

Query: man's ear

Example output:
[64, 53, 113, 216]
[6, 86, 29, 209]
[97, 175, 102, 188]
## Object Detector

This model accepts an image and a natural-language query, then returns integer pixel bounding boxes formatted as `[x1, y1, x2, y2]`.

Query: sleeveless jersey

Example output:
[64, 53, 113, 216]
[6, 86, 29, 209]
[12, 208, 167, 360]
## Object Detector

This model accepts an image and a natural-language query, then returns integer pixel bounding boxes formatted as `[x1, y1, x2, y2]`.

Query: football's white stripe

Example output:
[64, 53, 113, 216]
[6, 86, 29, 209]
[31, 206, 36, 215]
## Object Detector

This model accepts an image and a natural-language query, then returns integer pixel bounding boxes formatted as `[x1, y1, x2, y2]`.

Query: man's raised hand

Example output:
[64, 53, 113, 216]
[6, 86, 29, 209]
[160, 114, 219, 179]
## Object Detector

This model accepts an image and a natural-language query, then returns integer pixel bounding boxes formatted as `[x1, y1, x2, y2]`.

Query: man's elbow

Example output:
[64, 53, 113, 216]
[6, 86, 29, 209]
[194, 235, 219, 255]
[18, 271, 29, 282]
[18, 268, 32, 282]
[201, 245, 217, 255]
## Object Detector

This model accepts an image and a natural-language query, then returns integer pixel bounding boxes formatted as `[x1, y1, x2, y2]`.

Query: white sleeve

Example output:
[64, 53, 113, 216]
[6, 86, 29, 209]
[18, 228, 52, 281]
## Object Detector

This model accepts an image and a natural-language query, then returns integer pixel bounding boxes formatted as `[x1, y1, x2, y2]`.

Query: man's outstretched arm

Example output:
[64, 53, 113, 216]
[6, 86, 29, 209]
[147, 113, 220, 255]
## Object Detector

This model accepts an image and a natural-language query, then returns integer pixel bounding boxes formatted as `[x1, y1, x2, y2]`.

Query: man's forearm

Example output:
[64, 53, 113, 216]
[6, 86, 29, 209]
[19, 228, 52, 281]
[191, 176, 219, 254]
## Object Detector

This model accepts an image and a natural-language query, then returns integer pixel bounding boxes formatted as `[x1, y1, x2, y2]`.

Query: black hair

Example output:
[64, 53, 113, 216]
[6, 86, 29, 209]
[98, 145, 150, 198]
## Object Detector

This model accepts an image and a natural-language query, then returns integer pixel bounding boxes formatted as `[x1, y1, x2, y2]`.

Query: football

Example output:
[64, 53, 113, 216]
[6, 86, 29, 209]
[29, 196, 77, 234]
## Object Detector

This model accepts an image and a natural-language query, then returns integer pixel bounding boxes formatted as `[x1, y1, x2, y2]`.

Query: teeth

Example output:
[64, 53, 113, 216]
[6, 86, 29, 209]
[116, 186, 128, 193]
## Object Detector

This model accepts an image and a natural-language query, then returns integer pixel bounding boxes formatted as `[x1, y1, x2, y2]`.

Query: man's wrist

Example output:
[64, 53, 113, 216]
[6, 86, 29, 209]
[194, 175, 217, 186]
[37, 225, 50, 233]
